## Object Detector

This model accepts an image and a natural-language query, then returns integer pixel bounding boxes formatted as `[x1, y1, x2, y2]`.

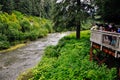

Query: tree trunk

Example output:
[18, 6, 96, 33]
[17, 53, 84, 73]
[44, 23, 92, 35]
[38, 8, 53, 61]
[76, 20, 80, 39]
[76, 0, 81, 39]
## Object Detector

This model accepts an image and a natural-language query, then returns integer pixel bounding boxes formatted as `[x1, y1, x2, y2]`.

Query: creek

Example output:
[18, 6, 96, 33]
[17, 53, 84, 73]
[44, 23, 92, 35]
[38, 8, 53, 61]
[0, 32, 71, 80]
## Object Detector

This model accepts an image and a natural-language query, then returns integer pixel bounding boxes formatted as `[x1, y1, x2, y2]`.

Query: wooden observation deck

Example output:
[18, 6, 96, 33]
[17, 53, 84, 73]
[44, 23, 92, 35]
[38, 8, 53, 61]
[90, 30, 120, 58]
[90, 30, 120, 78]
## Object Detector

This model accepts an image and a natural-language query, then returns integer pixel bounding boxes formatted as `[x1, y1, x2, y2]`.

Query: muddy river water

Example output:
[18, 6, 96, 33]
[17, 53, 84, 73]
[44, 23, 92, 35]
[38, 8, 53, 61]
[0, 32, 71, 80]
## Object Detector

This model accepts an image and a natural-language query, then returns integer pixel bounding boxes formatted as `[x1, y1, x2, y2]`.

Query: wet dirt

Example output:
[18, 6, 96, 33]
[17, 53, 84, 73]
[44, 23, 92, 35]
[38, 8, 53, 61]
[0, 32, 71, 80]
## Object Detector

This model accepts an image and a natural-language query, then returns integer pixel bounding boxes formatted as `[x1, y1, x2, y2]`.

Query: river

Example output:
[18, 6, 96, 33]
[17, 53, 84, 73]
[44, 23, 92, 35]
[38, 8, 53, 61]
[0, 32, 71, 80]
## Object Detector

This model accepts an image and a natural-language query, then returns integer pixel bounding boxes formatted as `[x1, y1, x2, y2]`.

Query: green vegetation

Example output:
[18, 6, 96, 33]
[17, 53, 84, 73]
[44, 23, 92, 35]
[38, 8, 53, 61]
[94, 0, 120, 24]
[18, 31, 116, 80]
[0, 0, 55, 18]
[0, 11, 53, 50]
[53, 19, 93, 32]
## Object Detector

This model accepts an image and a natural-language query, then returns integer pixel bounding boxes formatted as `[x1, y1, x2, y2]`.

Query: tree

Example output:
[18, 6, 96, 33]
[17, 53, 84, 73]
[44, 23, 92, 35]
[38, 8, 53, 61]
[0, 0, 55, 18]
[76, 0, 81, 39]
[18, 0, 55, 18]
[53, 0, 92, 39]
[0, 0, 14, 13]
[94, 0, 120, 24]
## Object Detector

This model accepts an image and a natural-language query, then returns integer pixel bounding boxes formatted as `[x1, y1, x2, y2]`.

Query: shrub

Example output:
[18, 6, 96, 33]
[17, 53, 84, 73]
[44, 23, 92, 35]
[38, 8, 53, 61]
[38, 28, 48, 38]
[28, 30, 39, 41]
[17, 69, 34, 80]
[0, 13, 9, 23]
[20, 19, 31, 32]
[44, 46, 58, 57]
[44, 23, 53, 33]
[0, 41, 10, 50]
[12, 11, 24, 20]
[0, 22, 4, 33]
[6, 28, 20, 42]
[32, 22, 40, 30]
[0, 22, 9, 34]
[19, 32, 25, 40]
[0, 34, 8, 41]
[8, 22, 21, 30]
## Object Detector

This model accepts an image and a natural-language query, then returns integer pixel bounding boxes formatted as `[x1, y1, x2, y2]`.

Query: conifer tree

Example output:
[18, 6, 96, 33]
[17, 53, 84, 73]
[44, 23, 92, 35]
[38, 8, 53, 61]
[53, 0, 92, 39]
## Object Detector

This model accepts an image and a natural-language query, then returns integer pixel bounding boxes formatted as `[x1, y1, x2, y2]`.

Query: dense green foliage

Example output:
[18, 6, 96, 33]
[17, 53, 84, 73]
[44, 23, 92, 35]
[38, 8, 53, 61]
[0, 0, 55, 18]
[0, 11, 53, 50]
[53, 0, 91, 32]
[53, 18, 93, 32]
[94, 0, 120, 24]
[18, 31, 116, 80]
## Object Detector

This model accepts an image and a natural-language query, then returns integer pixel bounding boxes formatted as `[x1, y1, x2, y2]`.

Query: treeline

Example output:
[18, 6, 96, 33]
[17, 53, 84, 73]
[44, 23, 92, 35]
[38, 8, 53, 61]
[0, 11, 53, 50]
[94, 0, 120, 24]
[0, 0, 95, 32]
[0, 0, 55, 18]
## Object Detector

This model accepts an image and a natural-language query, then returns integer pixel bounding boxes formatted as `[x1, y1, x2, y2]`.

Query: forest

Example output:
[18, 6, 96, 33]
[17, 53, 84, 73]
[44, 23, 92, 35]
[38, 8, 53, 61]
[0, 0, 120, 80]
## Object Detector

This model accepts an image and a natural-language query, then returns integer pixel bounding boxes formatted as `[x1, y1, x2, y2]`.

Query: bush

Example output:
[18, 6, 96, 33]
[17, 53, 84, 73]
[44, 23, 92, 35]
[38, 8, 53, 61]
[38, 28, 48, 38]
[0, 41, 10, 50]
[8, 22, 21, 30]
[12, 11, 24, 20]
[20, 19, 31, 32]
[44, 22, 53, 33]
[32, 22, 40, 30]
[44, 46, 58, 57]
[0, 22, 5, 33]
[0, 33, 10, 50]
[28, 30, 39, 41]
[6, 28, 20, 42]
[0, 34, 8, 41]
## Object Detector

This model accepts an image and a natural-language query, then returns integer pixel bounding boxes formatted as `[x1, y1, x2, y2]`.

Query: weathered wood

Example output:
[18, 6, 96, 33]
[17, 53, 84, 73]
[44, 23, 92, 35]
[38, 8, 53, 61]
[90, 47, 93, 61]
[90, 30, 102, 44]
[90, 30, 120, 58]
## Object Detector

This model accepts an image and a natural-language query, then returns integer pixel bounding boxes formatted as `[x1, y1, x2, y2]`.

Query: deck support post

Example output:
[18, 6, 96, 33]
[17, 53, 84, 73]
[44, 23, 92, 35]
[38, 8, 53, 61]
[90, 47, 93, 61]
[90, 46, 107, 65]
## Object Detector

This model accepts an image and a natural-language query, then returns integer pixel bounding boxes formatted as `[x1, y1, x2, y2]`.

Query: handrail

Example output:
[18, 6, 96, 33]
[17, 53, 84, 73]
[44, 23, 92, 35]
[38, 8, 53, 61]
[90, 30, 120, 52]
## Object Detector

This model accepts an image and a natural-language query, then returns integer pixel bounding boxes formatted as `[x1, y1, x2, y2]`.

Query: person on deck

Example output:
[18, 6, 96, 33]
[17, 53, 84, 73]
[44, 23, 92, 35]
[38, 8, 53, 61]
[90, 23, 98, 30]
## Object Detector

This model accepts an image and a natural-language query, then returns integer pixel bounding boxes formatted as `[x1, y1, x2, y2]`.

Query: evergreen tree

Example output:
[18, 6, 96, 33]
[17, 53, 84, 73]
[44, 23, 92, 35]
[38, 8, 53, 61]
[53, 0, 92, 39]
[94, 0, 120, 24]
[0, 0, 55, 18]
[0, 0, 14, 13]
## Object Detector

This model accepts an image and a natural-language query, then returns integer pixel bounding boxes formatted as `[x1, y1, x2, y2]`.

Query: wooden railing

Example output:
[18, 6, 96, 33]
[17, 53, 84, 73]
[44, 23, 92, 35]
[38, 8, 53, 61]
[90, 30, 120, 57]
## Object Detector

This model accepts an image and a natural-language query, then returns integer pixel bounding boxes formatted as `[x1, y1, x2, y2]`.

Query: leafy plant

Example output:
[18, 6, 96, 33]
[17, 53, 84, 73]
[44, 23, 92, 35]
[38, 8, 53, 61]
[20, 19, 31, 32]
[44, 45, 59, 57]
[0, 41, 10, 50]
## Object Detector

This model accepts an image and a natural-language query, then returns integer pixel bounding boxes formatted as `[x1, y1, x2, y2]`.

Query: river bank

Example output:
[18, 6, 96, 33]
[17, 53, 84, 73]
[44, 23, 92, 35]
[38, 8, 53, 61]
[0, 32, 71, 80]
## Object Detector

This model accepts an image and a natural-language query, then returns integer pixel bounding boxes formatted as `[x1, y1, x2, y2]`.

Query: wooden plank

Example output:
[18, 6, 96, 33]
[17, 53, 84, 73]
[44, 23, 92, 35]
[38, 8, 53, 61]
[92, 43, 100, 49]
[90, 30, 120, 52]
